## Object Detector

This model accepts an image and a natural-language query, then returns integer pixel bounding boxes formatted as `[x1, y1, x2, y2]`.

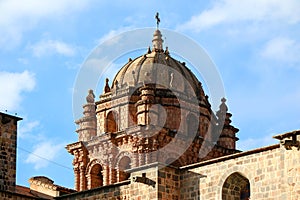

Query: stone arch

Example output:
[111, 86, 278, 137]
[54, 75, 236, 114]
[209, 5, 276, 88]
[118, 156, 131, 181]
[216, 166, 252, 200]
[222, 172, 250, 200]
[115, 152, 133, 182]
[86, 159, 105, 189]
[106, 111, 118, 133]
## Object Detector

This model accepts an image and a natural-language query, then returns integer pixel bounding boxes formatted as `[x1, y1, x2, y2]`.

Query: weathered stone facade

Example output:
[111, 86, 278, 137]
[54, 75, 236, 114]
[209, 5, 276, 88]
[0, 112, 21, 192]
[66, 28, 239, 192]
[180, 132, 300, 200]
[58, 133, 300, 200]
[61, 28, 300, 199]
[2, 25, 300, 200]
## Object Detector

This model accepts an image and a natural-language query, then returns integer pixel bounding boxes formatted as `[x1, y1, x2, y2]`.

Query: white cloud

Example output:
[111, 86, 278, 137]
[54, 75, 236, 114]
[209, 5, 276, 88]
[96, 27, 133, 46]
[29, 39, 76, 57]
[25, 141, 66, 170]
[0, 71, 35, 112]
[260, 37, 300, 65]
[18, 120, 40, 138]
[237, 133, 276, 151]
[178, 0, 300, 32]
[0, 0, 90, 49]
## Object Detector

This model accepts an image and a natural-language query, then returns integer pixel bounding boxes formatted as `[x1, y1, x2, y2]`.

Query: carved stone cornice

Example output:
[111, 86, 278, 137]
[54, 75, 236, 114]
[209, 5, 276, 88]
[66, 141, 87, 154]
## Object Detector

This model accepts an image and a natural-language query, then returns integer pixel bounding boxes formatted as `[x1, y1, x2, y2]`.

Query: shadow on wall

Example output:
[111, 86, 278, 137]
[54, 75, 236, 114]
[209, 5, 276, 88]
[180, 170, 204, 199]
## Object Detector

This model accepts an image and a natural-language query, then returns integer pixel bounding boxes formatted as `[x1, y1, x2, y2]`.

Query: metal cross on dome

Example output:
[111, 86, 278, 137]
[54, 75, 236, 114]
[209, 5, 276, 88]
[155, 12, 160, 29]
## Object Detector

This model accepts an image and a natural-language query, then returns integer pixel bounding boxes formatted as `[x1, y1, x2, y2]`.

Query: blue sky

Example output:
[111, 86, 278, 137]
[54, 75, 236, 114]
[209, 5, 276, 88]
[0, 0, 300, 189]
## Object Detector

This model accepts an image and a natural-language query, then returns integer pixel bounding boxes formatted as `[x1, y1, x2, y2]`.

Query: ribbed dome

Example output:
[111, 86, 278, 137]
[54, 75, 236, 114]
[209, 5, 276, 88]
[111, 29, 205, 99]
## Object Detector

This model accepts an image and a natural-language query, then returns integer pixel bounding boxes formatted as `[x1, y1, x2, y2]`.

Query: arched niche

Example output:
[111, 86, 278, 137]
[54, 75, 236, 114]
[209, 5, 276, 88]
[89, 164, 104, 189]
[118, 156, 131, 182]
[106, 111, 118, 133]
[222, 172, 250, 200]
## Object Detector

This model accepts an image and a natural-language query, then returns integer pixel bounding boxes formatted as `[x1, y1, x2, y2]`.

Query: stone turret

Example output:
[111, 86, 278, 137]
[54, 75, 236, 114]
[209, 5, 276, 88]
[75, 89, 97, 141]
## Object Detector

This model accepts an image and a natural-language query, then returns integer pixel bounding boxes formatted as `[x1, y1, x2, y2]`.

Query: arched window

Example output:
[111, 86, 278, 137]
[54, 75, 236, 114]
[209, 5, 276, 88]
[222, 172, 250, 200]
[90, 164, 103, 189]
[118, 156, 131, 182]
[106, 111, 118, 133]
[186, 113, 198, 140]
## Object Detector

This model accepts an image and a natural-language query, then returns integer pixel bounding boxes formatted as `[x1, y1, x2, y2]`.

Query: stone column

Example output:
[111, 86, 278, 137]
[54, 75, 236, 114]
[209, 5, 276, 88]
[80, 166, 86, 191]
[139, 148, 145, 166]
[103, 165, 109, 186]
[74, 167, 80, 191]
[145, 152, 150, 165]
[132, 151, 139, 168]
[109, 166, 116, 184]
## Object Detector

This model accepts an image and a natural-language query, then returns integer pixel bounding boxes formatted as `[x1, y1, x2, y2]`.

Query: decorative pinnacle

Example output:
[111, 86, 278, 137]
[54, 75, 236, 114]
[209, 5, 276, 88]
[86, 89, 95, 103]
[152, 29, 163, 51]
[219, 97, 228, 112]
[152, 12, 163, 51]
[104, 78, 111, 93]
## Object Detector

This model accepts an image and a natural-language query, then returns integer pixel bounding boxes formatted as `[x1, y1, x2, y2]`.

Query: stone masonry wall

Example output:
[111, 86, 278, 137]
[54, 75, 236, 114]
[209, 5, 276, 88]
[57, 165, 159, 200]
[157, 166, 180, 200]
[180, 144, 300, 200]
[62, 143, 300, 199]
[0, 113, 20, 192]
[57, 164, 182, 200]
[0, 190, 39, 200]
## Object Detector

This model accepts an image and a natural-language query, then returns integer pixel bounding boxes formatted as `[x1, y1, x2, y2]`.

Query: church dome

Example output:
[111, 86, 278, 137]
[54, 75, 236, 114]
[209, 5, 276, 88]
[111, 29, 205, 99]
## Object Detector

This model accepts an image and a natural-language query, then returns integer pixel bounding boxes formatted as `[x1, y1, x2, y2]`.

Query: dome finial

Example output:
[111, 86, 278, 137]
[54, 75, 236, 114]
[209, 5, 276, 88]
[152, 12, 163, 51]
[152, 30, 163, 51]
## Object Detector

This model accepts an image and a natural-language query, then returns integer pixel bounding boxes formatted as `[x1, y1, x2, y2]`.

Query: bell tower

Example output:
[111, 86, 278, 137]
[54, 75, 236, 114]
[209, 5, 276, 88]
[67, 24, 240, 191]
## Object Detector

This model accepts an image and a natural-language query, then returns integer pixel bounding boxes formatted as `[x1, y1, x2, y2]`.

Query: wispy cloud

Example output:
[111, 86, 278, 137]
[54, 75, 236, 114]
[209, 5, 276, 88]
[260, 37, 300, 66]
[237, 133, 276, 151]
[0, 71, 35, 112]
[96, 26, 133, 46]
[29, 39, 76, 57]
[25, 141, 66, 170]
[0, 0, 91, 49]
[19, 120, 40, 138]
[178, 0, 300, 32]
